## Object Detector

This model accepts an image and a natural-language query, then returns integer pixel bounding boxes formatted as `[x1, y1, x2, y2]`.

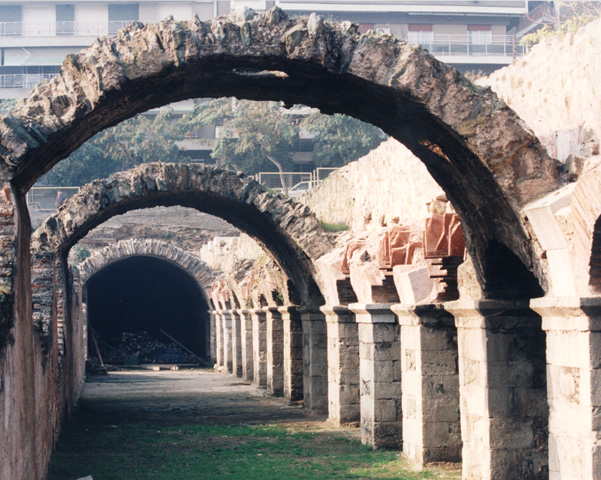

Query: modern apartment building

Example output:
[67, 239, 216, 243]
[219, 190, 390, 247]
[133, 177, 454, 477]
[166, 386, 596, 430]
[0, 1, 558, 101]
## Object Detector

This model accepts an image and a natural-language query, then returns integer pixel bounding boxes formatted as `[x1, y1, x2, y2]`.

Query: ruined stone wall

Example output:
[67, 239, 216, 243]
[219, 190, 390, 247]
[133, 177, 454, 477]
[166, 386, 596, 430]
[78, 206, 239, 256]
[481, 18, 601, 165]
[301, 138, 444, 232]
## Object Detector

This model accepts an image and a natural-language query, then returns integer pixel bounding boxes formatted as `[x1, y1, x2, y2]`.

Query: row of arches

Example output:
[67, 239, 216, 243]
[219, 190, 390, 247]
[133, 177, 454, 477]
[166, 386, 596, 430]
[0, 7, 597, 480]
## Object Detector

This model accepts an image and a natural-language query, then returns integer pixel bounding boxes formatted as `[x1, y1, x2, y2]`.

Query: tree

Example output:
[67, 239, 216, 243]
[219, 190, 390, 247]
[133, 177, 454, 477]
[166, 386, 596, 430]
[186, 98, 386, 192]
[187, 99, 297, 193]
[301, 112, 385, 167]
[42, 111, 185, 186]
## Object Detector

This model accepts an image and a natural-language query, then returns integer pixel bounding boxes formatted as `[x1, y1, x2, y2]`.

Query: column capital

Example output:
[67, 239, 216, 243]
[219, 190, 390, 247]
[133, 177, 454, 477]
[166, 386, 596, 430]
[278, 305, 300, 315]
[320, 304, 355, 320]
[446, 298, 539, 331]
[391, 303, 454, 327]
[348, 303, 395, 323]
[262, 305, 282, 315]
[531, 296, 601, 332]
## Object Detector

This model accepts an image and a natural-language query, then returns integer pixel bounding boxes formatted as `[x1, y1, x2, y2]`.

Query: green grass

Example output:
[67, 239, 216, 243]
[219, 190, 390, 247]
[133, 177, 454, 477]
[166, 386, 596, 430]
[48, 419, 434, 480]
[320, 221, 350, 232]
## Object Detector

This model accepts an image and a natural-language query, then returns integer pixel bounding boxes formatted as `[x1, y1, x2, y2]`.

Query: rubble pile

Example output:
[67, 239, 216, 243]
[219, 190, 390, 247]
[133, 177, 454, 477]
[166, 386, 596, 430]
[94, 331, 198, 365]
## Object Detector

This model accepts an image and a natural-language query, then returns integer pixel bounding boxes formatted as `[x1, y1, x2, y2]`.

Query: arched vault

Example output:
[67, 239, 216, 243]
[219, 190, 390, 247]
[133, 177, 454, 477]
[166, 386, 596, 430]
[79, 238, 214, 299]
[3, 8, 561, 297]
[32, 163, 331, 305]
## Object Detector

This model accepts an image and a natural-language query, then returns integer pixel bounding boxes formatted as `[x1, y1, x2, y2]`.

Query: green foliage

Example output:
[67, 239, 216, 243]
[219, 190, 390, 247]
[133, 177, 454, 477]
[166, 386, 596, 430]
[520, 1, 601, 47]
[71, 245, 91, 262]
[42, 112, 186, 186]
[42, 98, 386, 188]
[320, 221, 350, 232]
[186, 98, 387, 173]
[302, 112, 386, 167]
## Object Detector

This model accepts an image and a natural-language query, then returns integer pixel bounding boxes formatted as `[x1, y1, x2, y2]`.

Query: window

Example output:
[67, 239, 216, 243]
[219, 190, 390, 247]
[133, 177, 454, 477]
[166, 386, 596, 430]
[0, 5, 22, 36]
[108, 4, 139, 35]
[468, 25, 492, 45]
[56, 5, 75, 35]
[407, 25, 433, 49]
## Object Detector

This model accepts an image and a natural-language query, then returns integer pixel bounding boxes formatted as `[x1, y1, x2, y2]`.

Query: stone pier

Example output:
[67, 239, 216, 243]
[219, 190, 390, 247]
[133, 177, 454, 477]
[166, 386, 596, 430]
[392, 304, 461, 465]
[251, 308, 267, 387]
[349, 303, 402, 449]
[322, 305, 360, 425]
[213, 310, 223, 368]
[531, 297, 601, 480]
[280, 306, 303, 401]
[447, 300, 548, 480]
[238, 309, 254, 381]
[222, 310, 234, 373]
[302, 310, 328, 413]
[265, 306, 284, 396]
[231, 310, 243, 377]
[209, 311, 217, 364]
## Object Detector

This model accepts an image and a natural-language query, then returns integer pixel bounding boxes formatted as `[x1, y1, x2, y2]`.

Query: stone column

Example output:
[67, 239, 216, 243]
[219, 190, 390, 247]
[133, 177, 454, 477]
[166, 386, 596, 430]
[349, 303, 402, 449]
[302, 310, 328, 414]
[531, 297, 601, 480]
[265, 306, 284, 396]
[447, 300, 548, 480]
[322, 305, 360, 425]
[209, 311, 217, 365]
[280, 306, 303, 401]
[251, 308, 267, 386]
[238, 309, 254, 381]
[231, 310, 243, 377]
[222, 310, 233, 373]
[214, 310, 224, 369]
[392, 304, 461, 466]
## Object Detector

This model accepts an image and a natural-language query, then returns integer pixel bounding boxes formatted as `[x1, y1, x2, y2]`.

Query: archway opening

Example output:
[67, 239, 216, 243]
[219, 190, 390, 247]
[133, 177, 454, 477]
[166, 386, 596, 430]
[86, 255, 209, 363]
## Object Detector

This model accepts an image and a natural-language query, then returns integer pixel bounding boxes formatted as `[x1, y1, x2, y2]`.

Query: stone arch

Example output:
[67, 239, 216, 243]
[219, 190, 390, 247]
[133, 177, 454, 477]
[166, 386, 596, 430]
[0, 8, 561, 297]
[79, 239, 214, 298]
[572, 163, 601, 292]
[32, 163, 332, 306]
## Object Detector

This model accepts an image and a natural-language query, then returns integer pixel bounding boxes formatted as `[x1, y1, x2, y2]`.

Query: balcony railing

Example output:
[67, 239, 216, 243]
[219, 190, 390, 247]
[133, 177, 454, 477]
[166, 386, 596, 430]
[0, 20, 134, 37]
[0, 73, 58, 89]
[405, 34, 528, 58]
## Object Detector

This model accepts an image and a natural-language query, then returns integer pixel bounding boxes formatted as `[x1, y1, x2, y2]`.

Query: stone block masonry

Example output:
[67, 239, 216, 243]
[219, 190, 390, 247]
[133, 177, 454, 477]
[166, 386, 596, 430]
[302, 311, 328, 414]
[251, 309, 268, 387]
[350, 304, 402, 449]
[322, 305, 360, 425]
[447, 300, 548, 480]
[281, 306, 303, 401]
[231, 310, 243, 377]
[265, 307, 284, 396]
[238, 309, 254, 382]
[532, 297, 601, 480]
[392, 304, 461, 465]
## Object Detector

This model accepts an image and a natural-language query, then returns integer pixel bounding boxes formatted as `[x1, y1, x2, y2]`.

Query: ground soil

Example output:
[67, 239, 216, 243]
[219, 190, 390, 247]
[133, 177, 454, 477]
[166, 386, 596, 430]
[48, 368, 461, 479]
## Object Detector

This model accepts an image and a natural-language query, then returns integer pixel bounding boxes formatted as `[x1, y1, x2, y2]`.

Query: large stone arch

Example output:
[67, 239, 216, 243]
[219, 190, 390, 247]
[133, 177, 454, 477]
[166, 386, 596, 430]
[0, 8, 561, 297]
[32, 163, 332, 306]
[79, 238, 214, 296]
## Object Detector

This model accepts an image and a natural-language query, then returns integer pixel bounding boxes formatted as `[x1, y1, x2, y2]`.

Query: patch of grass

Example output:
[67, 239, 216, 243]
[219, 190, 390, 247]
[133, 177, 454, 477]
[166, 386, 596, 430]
[48, 419, 433, 480]
[320, 221, 350, 232]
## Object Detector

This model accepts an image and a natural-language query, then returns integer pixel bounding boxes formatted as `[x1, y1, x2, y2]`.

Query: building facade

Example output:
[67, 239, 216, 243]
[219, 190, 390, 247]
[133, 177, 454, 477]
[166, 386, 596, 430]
[0, 0, 556, 101]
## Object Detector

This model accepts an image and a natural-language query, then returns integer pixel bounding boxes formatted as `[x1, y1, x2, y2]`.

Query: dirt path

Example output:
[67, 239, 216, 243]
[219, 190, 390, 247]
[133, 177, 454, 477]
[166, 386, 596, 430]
[48, 368, 461, 480]
[82, 368, 317, 426]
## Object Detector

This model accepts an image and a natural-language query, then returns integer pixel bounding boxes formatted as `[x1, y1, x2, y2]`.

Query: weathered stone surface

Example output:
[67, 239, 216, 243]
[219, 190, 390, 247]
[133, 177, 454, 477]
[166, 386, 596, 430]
[0, 7, 561, 297]
[31, 163, 332, 305]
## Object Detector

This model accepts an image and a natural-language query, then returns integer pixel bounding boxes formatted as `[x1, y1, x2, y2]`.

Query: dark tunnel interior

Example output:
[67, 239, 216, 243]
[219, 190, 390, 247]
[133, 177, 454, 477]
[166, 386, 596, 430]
[86, 256, 209, 362]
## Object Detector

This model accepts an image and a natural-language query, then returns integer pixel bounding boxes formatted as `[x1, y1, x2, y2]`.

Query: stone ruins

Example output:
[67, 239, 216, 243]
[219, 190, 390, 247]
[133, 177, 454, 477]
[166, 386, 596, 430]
[0, 7, 600, 480]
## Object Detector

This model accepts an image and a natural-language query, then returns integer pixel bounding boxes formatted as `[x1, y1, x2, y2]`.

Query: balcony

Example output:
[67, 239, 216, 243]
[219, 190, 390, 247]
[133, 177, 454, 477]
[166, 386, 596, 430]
[0, 20, 133, 38]
[0, 73, 58, 90]
[405, 34, 528, 63]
